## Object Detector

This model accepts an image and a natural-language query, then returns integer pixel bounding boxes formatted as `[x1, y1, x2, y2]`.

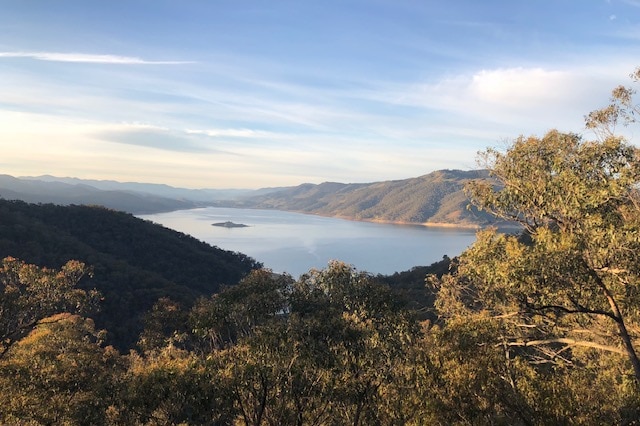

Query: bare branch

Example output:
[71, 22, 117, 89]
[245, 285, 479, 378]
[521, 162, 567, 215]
[523, 300, 618, 322]
[507, 338, 626, 355]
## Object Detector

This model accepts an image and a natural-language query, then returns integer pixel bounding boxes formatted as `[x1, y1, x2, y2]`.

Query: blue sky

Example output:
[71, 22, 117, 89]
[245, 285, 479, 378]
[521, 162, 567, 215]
[1, 0, 639, 188]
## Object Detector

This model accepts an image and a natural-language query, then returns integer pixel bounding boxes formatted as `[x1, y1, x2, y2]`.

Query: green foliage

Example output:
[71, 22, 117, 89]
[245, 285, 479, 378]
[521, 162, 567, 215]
[378, 255, 452, 322]
[138, 297, 191, 353]
[429, 127, 640, 422]
[0, 256, 98, 357]
[419, 316, 535, 425]
[467, 131, 640, 234]
[189, 269, 292, 352]
[135, 261, 425, 425]
[420, 315, 640, 425]
[462, 130, 640, 368]
[290, 262, 420, 425]
[0, 314, 123, 425]
[116, 346, 235, 426]
[586, 66, 640, 138]
[5, 254, 639, 424]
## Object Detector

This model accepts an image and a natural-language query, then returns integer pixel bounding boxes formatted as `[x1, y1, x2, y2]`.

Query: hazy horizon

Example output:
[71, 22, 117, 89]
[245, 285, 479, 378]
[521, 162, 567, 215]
[14, 167, 475, 191]
[2, 1, 639, 189]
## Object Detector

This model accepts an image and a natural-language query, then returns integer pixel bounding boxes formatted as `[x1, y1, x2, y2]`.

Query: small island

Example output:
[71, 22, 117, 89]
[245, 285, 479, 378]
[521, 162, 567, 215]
[212, 221, 249, 228]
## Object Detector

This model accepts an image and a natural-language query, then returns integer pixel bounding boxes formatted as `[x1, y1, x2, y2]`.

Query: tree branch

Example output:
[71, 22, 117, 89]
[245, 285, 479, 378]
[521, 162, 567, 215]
[522, 300, 618, 322]
[506, 338, 626, 355]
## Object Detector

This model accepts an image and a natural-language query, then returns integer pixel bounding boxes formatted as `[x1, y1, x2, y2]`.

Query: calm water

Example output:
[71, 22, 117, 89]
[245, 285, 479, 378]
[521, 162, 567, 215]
[139, 207, 478, 277]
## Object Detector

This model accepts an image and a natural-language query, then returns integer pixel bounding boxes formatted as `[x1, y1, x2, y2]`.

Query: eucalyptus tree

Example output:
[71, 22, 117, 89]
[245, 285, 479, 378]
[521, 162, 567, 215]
[292, 261, 421, 425]
[0, 256, 98, 358]
[432, 128, 640, 389]
[586, 67, 640, 138]
[196, 262, 421, 425]
[0, 314, 123, 425]
[118, 345, 235, 426]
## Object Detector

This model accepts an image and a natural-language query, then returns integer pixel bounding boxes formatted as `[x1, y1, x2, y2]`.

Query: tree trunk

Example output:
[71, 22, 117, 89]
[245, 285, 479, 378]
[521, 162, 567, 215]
[602, 287, 640, 384]
[589, 267, 640, 384]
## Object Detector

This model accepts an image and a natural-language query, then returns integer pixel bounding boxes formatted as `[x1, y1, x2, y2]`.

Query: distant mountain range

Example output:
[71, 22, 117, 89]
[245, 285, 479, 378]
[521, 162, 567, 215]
[0, 174, 278, 214]
[1, 170, 500, 227]
[0, 174, 199, 214]
[21, 175, 261, 202]
[220, 169, 498, 227]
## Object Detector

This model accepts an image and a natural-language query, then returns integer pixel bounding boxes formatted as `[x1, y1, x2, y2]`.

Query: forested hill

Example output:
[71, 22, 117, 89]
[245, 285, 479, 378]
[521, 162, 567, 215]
[227, 169, 498, 227]
[0, 199, 261, 349]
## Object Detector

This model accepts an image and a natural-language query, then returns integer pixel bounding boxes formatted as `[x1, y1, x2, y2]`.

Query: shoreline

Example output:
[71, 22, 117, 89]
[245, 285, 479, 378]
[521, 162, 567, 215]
[361, 217, 481, 229]
[155, 205, 519, 231]
[256, 209, 499, 230]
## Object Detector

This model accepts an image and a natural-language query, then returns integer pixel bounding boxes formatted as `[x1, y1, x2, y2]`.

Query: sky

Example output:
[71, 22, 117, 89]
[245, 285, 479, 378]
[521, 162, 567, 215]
[1, 0, 640, 189]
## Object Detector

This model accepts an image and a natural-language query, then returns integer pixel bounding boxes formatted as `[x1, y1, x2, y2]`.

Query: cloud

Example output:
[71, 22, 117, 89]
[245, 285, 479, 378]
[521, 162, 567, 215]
[469, 67, 570, 107]
[367, 65, 626, 138]
[397, 67, 573, 112]
[95, 124, 213, 153]
[185, 128, 279, 138]
[0, 51, 193, 65]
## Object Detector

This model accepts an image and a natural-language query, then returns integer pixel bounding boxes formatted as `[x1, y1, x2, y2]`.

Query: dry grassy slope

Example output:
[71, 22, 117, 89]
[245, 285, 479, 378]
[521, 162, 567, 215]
[246, 169, 498, 227]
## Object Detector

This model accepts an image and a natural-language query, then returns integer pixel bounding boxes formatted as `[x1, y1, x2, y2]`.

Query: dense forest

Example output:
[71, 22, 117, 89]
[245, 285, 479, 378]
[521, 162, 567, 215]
[2, 72, 640, 424]
[0, 200, 260, 349]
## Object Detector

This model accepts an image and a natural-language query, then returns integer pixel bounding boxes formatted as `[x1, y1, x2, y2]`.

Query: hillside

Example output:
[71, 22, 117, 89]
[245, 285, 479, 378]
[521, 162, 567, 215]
[0, 199, 261, 349]
[229, 169, 498, 227]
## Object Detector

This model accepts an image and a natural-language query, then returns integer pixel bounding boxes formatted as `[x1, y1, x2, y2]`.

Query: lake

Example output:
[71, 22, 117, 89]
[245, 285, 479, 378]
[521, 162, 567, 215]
[139, 207, 478, 277]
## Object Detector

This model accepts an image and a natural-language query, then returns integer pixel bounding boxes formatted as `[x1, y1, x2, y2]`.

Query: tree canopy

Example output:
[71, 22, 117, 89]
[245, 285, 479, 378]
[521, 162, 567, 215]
[0, 256, 98, 358]
[427, 71, 640, 421]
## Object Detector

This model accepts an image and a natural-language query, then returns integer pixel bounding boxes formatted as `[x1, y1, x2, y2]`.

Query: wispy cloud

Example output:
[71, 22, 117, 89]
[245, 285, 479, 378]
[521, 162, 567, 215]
[364, 64, 627, 137]
[0, 51, 193, 65]
[95, 124, 213, 153]
[185, 128, 279, 138]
